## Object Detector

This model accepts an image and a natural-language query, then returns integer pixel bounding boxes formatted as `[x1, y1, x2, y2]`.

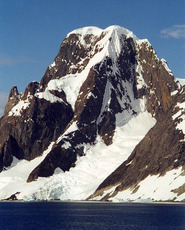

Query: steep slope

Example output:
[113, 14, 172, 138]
[0, 25, 184, 201]
[89, 43, 185, 202]
[90, 93, 185, 202]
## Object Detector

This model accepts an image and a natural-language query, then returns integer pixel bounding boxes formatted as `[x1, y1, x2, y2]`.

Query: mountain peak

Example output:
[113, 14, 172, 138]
[67, 26, 103, 36]
[0, 26, 185, 202]
[68, 25, 139, 41]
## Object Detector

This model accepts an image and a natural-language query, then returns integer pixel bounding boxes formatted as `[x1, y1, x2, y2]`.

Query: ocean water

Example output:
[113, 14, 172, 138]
[0, 202, 185, 230]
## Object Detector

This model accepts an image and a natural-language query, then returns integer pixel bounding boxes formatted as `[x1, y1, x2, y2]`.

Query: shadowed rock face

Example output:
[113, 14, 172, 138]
[3, 86, 19, 116]
[0, 82, 73, 171]
[0, 26, 184, 197]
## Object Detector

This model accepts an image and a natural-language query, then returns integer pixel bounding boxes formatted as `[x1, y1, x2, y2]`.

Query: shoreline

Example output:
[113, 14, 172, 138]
[1, 199, 185, 205]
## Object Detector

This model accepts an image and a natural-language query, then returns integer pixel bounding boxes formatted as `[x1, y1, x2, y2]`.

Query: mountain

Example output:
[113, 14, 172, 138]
[0, 25, 185, 202]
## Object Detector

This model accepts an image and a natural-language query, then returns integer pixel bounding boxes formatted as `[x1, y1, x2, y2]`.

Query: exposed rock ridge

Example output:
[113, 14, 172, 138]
[136, 40, 178, 118]
[3, 86, 19, 116]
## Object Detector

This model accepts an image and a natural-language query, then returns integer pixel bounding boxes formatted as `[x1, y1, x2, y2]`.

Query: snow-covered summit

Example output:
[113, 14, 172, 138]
[68, 25, 140, 42]
[67, 26, 103, 36]
[0, 25, 184, 203]
[35, 25, 144, 111]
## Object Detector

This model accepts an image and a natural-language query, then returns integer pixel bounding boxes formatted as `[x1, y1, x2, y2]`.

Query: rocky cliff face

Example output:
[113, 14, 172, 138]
[0, 26, 185, 202]
[0, 81, 73, 170]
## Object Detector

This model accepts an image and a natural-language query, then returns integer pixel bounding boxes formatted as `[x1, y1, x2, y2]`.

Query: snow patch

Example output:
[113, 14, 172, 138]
[136, 59, 147, 90]
[173, 102, 185, 137]
[110, 167, 185, 202]
[61, 141, 71, 149]
[171, 90, 178, 96]
[56, 121, 78, 144]
[8, 94, 33, 116]
[0, 111, 155, 201]
[68, 26, 103, 37]
[35, 90, 65, 104]
[136, 39, 151, 47]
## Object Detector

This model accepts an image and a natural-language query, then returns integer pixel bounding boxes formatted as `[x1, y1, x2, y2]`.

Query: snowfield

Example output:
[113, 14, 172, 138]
[109, 167, 185, 202]
[0, 111, 155, 201]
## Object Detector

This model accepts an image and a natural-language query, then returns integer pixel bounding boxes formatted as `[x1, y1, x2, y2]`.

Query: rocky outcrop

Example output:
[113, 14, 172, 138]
[0, 81, 73, 171]
[3, 86, 19, 116]
[39, 32, 106, 90]
[136, 41, 178, 118]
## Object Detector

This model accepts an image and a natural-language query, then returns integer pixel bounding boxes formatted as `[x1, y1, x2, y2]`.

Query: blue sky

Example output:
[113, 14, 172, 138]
[0, 0, 185, 97]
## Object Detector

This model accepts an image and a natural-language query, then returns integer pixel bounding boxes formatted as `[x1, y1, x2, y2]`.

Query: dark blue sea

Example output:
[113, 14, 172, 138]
[0, 201, 185, 230]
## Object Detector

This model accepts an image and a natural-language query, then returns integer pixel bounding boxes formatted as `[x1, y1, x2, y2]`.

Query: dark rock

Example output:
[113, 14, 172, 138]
[5, 192, 20, 201]
[0, 95, 73, 171]
[27, 145, 76, 182]
[136, 41, 178, 118]
[4, 86, 19, 116]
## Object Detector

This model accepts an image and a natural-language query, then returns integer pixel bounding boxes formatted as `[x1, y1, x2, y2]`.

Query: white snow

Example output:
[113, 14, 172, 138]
[173, 102, 185, 138]
[0, 142, 55, 200]
[8, 25, 150, 114]
[68, 26, 103, 37]
[61, 142, 71, 149]
[8, 94, 33, 116]
[0, 111, 155, 201]
[35, 26, 144, 110]
[110, 166, 185, 202]
[35, 90, 65, 104]
[172, 110, 182, 120]
[135, 59, 148, 90]
[68, 25, 139, 42]
[96, 80, 112, 124]
[136, 39, 151, 47]
[171, 90, 178, 96]
[50, 61, 56, 68]
[56, 121, 78, 144]
[29, 111, 155, 201]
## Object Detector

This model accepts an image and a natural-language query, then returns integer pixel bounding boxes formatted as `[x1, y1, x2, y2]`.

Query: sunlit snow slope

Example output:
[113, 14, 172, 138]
[0, 112, 155, 200]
